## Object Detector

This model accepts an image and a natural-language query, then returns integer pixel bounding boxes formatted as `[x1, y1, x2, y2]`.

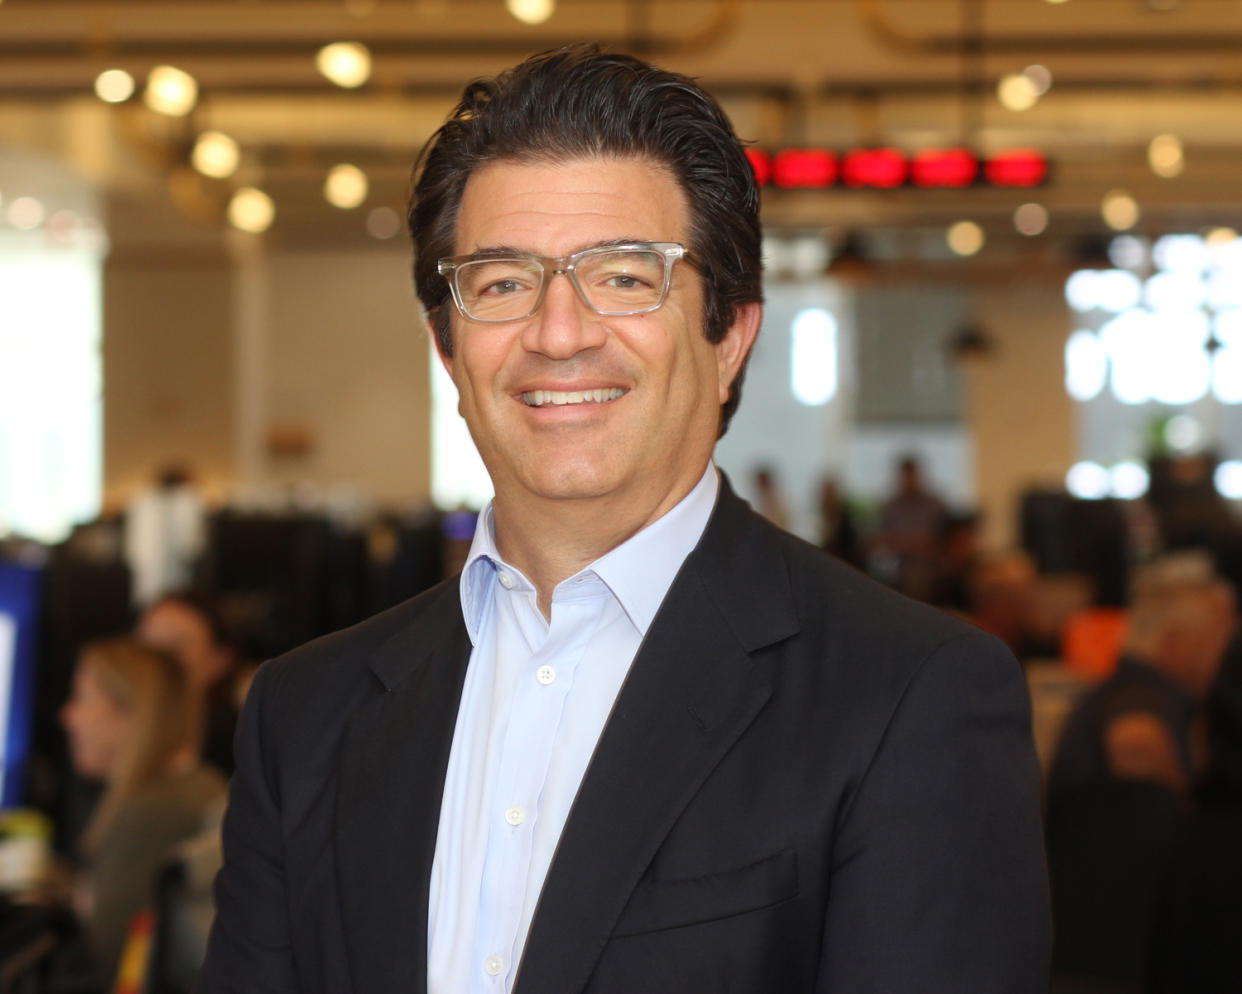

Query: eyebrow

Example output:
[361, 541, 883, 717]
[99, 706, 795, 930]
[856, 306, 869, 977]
[460, 238, 661, 260]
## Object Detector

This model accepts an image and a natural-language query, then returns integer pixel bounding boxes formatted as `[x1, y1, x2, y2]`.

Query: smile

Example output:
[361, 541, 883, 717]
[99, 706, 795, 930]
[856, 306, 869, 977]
[521, 388, 627, 407]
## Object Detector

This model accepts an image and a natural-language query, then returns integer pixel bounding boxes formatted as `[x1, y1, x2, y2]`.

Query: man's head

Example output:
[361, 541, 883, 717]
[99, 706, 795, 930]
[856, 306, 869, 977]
[409, 45, 762, 437]
[1125, 567, 1237, 699]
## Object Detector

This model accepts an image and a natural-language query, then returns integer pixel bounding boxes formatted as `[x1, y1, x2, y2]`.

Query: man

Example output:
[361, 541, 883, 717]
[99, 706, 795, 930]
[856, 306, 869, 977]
[200, 47, 1050, 994]
[1049, 562, 1236, 797]
[1046, 560, 1236, 991]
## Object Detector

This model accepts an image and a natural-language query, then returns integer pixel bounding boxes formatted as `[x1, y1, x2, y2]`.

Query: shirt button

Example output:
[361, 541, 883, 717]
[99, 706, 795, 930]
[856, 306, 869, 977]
[536, 665, 556, 686]
[504, 805, 525, 827]
[484, 954, 504, 976]
[497, 571, 514, 590]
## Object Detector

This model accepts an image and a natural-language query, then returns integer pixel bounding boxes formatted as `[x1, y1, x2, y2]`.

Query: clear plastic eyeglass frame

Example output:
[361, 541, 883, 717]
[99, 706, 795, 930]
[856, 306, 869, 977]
[436, 241, 687, 323]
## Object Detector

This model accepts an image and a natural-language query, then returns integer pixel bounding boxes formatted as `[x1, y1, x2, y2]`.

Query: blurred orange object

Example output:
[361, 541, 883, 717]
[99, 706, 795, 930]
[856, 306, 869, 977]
[1061, 607, 1128, 680]
[112, 909, 153, 994]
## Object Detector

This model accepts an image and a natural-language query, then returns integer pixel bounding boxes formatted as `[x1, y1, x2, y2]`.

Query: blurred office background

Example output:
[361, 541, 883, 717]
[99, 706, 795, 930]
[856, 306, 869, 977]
[3, 1, 1242, 991]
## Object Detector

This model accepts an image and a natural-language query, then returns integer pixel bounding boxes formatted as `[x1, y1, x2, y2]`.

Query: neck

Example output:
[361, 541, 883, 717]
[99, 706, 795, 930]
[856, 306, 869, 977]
[492, 470, 709, 618]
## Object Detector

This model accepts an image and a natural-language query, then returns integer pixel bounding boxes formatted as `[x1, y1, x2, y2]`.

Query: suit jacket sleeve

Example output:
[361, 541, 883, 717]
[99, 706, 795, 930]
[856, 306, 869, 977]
[816, 631, 1051, 994]
[197, 660, 301, 994]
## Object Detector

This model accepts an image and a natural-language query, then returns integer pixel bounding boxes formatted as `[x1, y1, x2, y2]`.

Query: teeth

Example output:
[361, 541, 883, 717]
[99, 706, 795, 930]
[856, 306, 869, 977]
[522, 387, 626, 407]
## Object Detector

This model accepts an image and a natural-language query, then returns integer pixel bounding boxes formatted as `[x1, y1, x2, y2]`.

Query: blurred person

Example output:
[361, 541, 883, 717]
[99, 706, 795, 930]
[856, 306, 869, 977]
[124, 464, 206, 608]
[1049, 567, 1236, 798]
[929, 511, 981, 613]
[59, 638, 226, 985]
[875, 454, 947, 600]
[136, 590, 245, 776]
[201, 46, 1049, 994]
[1046, 563, 1237, 993]
[750, 464, 789, 530]
[1151, 633, 1242, 993]
[966, 551, 1056, 662]
[816, 476, 859, 566]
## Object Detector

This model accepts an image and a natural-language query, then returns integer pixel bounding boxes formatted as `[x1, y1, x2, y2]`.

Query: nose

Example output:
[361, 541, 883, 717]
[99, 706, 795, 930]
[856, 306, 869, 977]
[520, 271, 607, 359]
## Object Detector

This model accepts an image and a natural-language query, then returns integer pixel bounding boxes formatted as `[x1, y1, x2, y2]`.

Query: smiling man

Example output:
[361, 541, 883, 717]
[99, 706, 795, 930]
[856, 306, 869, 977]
[199, 47, 1050, 994]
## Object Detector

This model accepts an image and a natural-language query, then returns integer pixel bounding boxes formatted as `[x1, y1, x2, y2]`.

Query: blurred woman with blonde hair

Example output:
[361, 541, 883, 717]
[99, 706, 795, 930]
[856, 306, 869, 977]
[60, 637, 226, 984]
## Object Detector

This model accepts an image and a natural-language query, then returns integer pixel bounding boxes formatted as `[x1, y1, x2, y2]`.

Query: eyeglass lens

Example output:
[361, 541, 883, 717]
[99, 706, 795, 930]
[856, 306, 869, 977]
[454, 247, 669, 320]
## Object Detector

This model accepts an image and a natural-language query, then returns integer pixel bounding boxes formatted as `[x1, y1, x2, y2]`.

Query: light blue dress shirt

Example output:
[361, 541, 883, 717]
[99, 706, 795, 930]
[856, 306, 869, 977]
[426, 464, 720, 994]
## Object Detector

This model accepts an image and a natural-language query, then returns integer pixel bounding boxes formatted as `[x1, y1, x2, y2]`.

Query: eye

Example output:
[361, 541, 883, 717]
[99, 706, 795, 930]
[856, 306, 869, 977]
[480, 278, 525, 296]
[604, 273, 649, 290]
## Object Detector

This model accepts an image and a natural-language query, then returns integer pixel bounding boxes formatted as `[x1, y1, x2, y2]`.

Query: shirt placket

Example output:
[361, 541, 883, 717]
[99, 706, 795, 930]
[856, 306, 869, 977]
[471, 584, 604, 991]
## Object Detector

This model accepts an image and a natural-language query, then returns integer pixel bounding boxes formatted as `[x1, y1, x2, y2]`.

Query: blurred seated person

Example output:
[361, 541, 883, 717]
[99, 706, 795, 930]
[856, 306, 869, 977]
[1048, 563, 1236, 798]
[1151, 632, 1242, 993]
[1046, 562, 1236, 993]
[59, 638, 226, 985]
[136, 590, 248, 776]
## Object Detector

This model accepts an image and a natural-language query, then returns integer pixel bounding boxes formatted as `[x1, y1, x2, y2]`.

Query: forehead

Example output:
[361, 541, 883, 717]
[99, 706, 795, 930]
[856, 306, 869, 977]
[452, 156, 690, 257]
[140, 601, 210, 640]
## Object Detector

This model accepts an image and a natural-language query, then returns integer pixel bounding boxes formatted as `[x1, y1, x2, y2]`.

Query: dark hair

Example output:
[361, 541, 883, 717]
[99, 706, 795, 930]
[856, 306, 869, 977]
[144, 589, 235, 653]
[408, 44, 762, 435]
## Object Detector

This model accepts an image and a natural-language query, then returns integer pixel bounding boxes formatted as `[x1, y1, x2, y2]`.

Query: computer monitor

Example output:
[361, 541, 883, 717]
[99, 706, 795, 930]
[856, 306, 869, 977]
[0, 563, 43, 807]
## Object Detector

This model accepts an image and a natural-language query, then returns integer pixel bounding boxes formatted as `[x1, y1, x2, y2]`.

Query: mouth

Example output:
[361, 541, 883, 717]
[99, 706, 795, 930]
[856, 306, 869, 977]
[521, 387, 627, 408]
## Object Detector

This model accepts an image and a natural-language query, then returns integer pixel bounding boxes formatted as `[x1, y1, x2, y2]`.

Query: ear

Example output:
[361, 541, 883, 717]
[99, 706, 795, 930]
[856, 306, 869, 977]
[428, 307, 455, 375]
[715, 301, 762, 405]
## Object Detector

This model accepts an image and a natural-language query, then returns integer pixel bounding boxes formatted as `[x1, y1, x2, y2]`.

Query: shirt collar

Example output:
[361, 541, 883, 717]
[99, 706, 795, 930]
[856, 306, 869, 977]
[588, 464, 718, 634]
[459, 464, 720, 642]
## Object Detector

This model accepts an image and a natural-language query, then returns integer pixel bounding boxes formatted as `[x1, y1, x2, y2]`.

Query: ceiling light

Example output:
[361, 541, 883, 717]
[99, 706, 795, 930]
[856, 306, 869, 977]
[144, 65, 198, 116]
[997, 74, 1039, 112]
[1066, 462, 1109, 500]
[1110, 462, 1150, 500]
[366, 206, 402, 240]
[1107, 235, 1147, 270]
[8, 196, 45, 230]
[316, 41, 372, 88]
[1101, 189, 1140, 231]
[1215, 461, 1242, 500]
[324, 163, 368, 209]
[94, 69, 135, 104]
[1148, 134, 1184, 179]
[1022, 65, 1052, 97]
[1166, 414, 1203, 452]
[1013, 203, 1049, 236]
[946, 220, 985, 256]
[228, 187, 275, 233]
[507, 0, 555, 24]
[192, 131, 241, 179]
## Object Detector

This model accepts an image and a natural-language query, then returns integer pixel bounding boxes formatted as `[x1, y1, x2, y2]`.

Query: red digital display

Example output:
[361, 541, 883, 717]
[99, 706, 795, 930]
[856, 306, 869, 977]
[911, 148, 979, 188]
[772, 149, 838, 189]
[985, 150, 1048, 187]
[841, 148, 908, 189]
[745, 146, 1048, 190]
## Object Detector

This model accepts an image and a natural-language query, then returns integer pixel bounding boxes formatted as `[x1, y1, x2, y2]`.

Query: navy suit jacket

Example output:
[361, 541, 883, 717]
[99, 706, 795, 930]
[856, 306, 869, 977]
[198, 480, 1051, 993]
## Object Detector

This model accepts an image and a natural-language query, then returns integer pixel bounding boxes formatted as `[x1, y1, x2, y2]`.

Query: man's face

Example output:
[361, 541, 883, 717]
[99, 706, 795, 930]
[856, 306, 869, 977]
[440, 156, 757, 532]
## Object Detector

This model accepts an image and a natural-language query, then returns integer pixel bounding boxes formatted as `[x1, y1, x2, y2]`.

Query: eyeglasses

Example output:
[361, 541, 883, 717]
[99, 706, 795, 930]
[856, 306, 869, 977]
[437, 242, 687, 323]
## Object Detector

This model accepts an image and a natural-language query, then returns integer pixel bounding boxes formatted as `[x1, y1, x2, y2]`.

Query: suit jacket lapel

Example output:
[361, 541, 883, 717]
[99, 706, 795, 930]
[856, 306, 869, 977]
[513, 480, 800, 994]
[335, 582, 472, 994]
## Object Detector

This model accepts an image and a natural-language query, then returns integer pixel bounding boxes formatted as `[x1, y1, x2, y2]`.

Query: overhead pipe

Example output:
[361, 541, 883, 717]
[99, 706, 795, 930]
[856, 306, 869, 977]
[858, 0, 1242, 54]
